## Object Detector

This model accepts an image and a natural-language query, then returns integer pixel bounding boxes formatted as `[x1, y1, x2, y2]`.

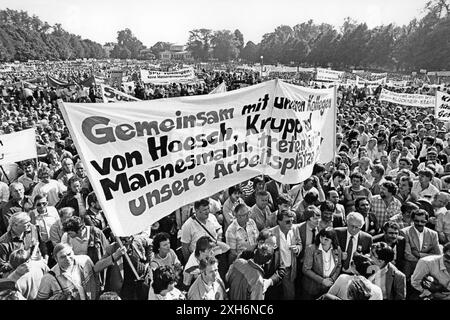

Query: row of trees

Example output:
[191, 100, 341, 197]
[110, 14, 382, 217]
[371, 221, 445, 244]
[184, 0, 450, 71]
[1, 1, 450, 71]
[0, 9, 106, 61]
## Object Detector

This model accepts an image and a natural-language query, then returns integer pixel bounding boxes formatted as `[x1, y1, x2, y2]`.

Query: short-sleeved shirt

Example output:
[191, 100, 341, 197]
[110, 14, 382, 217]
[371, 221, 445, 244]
[249, 205, 276, 231]
[411, 182, 439, 202]
[150, 249, 180, 270]
[180, 214, 221, 253]
[436, 211, 450, 237]
[31, 180, 67, 207]
[370, 195, 402, 228]
[225, 218, 259, 255]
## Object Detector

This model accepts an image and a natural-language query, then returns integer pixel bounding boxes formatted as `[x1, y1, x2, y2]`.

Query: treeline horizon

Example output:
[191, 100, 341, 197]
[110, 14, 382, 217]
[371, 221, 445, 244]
[0, 0, 449, 72]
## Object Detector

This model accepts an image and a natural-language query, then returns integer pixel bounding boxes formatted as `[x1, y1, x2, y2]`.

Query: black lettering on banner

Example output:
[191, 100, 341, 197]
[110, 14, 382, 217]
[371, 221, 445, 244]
[103, 86, 115, 99]
[128, 172, 206, 216]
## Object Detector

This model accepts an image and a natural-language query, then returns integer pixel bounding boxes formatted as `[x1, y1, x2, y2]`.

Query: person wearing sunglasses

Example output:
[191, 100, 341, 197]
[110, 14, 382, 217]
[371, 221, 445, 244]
[268, 210, 301, 300]
[403, 209, 441, 281]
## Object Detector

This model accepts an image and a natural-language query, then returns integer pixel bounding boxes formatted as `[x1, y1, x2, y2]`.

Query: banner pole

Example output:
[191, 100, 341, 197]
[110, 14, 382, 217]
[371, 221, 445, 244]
[0, 166, 11, 184]
[115, 235, 142, 281]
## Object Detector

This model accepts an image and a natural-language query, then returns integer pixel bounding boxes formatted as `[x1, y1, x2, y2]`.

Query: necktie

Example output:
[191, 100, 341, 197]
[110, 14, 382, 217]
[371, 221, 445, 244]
[311, 228, 316, 244]
[343, 235, 354, 270]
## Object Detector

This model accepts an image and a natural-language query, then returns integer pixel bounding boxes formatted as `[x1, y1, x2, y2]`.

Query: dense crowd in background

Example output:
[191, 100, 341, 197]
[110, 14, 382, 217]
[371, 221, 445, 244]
[0, 60, 449, 301]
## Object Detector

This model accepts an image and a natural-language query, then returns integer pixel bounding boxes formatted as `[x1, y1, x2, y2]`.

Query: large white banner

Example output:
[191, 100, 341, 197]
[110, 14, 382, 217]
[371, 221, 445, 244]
[379, 88, 435, 108]
[436, 91, 450, 121]
[140, 67, 196, 84]
[316, 68, 344, 82]
[0, 129, 37, 165]
[59, 80, 335, 236]
[101, 84, 141, 103]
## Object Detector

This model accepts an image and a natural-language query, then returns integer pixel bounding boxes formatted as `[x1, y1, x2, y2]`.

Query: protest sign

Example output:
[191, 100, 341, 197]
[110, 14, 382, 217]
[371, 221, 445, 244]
[140, 67, 196, 84]
[436, 91, 450, 121]
[0, 129, 37, 166]
[110, 70, 123, 87]
[356, 76, 386, 87]
[59, 79, 336, 236]
[316, 68, 344, 82]
[379, 88, 435, 108]
[100, 84, 141, 103]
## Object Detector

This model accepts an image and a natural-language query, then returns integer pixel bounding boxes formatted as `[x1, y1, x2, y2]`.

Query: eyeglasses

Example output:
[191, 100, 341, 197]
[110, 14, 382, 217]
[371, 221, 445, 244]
[36, 202, 48, 207]
[413, 219, 427, 224]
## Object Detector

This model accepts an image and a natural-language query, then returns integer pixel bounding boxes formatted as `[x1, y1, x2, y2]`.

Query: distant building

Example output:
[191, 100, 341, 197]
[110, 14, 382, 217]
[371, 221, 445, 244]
[159, 44, 192, 61]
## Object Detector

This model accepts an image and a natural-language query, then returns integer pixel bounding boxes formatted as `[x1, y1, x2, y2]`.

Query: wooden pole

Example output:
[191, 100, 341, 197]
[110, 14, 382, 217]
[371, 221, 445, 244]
[114, 235, 142, 281]
[0, 165, 10, 184]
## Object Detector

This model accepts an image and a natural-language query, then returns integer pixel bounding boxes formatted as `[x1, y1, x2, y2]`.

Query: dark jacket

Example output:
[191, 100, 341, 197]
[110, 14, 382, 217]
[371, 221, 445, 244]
[383, 263, 407, 300]
[301, 244, 342, 298]
[334, 227, 373, 255]
[373, 234, 406, 273]
[56, 191, 88, 216]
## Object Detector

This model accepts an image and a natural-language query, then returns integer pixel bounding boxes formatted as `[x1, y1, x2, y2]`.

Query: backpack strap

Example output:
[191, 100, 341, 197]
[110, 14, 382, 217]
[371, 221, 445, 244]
[48, 270, 64, 292]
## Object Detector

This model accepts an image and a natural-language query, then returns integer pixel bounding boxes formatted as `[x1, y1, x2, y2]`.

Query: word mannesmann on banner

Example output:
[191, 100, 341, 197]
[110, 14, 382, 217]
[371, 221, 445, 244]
[59, 79, 336, 236]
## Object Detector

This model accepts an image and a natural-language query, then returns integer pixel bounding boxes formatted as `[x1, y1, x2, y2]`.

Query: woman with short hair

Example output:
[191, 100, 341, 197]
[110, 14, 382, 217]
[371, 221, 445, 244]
[301, 228, 342, 299]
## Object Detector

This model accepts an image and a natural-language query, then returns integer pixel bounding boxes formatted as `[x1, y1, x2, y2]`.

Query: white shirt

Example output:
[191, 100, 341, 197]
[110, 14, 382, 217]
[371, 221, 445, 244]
[370, 265, 389, 299]
[319, 244, 335, 277]
[413, 226, 424, 250]
[279, 229, 295, 267]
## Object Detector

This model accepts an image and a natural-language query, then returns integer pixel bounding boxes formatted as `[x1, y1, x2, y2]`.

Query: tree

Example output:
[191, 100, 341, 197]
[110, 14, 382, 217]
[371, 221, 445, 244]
[111, 28, 145, 59]
[0, 9, 106, 61]
[260, 25, 293, 64]
[240, 41, 260, 62]
[425, 0, 450, 18]
[186, 28, 212, 60]
[211, 30, 240, 61]
[234, 29, 244, 51]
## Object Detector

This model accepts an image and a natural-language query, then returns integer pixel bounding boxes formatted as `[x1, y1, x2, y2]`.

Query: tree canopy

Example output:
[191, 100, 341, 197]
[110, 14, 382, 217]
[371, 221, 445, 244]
[0, 9, 106, 61]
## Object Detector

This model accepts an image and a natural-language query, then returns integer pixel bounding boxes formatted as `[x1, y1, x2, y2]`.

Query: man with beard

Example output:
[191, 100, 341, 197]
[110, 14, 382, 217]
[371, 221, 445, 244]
[370, 181, 402, 229]
[318, 201, 344, 231]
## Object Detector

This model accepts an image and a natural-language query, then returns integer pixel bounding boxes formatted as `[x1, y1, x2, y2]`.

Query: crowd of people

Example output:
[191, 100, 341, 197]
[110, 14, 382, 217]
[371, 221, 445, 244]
[0, 60, 449, 301]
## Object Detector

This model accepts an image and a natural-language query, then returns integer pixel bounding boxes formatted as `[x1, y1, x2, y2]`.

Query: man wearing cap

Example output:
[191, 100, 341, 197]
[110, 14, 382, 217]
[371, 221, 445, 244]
[411, 169, 440, 202]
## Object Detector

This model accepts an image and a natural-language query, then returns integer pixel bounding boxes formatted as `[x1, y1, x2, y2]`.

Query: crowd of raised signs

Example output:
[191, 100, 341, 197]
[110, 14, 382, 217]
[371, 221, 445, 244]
[0, 59, 449, 300]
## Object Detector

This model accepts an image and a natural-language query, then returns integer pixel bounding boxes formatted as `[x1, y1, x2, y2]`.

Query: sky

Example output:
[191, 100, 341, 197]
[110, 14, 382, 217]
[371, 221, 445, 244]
[2, 0, 428, 47]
